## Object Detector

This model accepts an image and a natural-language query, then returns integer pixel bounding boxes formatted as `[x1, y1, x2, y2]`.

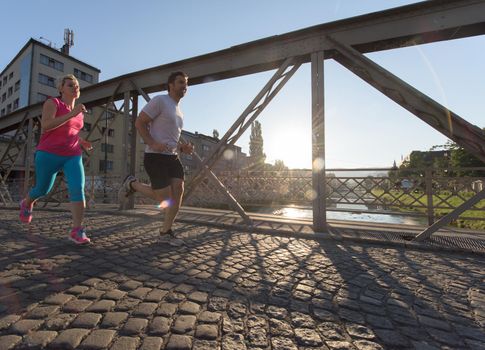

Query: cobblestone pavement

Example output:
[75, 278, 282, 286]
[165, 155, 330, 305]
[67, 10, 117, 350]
[0, 208, 484, 350]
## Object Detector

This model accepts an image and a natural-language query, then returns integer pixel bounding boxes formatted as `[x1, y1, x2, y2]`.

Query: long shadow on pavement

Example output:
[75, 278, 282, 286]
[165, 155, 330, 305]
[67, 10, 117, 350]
[1, 208, 484, 349]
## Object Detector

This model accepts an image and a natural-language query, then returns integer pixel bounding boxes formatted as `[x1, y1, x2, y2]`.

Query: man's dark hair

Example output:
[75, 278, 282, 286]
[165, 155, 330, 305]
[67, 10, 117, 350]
[167, 71, 188, 92]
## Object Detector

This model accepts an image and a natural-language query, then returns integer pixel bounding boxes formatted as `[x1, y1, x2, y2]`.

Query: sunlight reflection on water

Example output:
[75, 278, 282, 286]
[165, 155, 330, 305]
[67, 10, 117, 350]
[269, 204, 426, 225]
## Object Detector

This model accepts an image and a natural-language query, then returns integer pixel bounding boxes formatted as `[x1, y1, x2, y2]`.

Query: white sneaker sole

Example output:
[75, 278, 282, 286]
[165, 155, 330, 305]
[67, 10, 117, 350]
[69, 237, 91, 245]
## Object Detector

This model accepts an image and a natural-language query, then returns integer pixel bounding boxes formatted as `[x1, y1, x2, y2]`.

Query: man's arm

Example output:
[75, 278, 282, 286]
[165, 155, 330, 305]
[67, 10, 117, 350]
[178, 140, 194, 154]
[135, 111, 168, 152]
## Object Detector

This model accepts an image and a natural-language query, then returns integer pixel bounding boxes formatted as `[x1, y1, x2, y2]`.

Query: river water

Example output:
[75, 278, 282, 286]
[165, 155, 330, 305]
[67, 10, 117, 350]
[256, 203, 427, 226]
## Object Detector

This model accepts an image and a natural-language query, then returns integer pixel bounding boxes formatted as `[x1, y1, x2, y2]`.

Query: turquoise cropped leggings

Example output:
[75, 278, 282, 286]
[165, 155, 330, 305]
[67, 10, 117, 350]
[29, 150, 85, 202]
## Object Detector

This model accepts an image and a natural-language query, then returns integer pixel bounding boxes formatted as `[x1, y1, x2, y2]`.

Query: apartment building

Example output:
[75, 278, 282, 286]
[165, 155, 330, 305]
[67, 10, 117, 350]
[0, 37, 129, 183]
[0, 38, 100, 115]
[180, 130, 247, 175]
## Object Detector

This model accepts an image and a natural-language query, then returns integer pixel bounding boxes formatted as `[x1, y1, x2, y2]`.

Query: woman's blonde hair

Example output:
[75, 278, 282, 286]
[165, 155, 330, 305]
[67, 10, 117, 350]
[57, 74, 78, 95]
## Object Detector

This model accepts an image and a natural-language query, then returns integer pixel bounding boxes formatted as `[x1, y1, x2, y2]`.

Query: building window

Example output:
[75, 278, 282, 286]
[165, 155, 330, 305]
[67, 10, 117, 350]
[74, 68, 93, 83]
[103, 110, 115, 119]
[202, 144, 210, 151]
[1, 93, 6, 102]
[13, 98, 19, 110]
[99, 160, 113, 171]
[38, 73, 56, 87]
[83, 122, 91, 132]
[2, 77, 7, 85]
[14, 80, 20, 91]
[7, 87, 13, 97]
[101, 127, 115, 137]
[1, 109, 5, 116]
[101, 143, 114, 153]
[6, 104, 12, 114]
[40, 54, 64, 71]
[8, 72, 13, 80]
[37, 93, 49, 102]
[0, 80, 2, 88]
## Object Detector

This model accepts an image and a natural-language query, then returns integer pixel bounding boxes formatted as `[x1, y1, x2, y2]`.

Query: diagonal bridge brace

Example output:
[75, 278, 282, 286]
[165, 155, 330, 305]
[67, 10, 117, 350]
[131, 81, 253, 226]
[183, 56, 302, 205]
[414, 188, 485, 242]
[325, 35, 485, 240]
[0, 111, 41, 205]
[325, 35, 485, 164]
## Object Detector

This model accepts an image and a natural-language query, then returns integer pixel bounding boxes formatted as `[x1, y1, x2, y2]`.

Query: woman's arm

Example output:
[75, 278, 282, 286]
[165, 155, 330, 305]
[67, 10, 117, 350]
[41, 99, 86, 132]
[79, 138, 93, 151]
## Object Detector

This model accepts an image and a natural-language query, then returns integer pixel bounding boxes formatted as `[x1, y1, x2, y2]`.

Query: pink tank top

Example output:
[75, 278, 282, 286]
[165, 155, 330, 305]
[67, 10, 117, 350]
[37, 97, 84, 156]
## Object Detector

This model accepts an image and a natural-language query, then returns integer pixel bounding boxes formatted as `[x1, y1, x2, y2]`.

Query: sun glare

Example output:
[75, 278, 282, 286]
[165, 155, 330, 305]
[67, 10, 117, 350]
[158, 199, 172, 209]
[267, 128, 311, 169]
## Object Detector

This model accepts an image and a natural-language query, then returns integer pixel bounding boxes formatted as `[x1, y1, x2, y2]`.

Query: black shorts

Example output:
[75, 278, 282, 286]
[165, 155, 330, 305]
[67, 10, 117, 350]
[144, 153, 184, 190]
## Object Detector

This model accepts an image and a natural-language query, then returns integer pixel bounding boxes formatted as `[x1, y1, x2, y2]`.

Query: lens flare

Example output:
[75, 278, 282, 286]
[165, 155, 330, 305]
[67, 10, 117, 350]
[157, 199, 173, 209]
[313, 157, 325, 171]
[223, 149, 235, 160]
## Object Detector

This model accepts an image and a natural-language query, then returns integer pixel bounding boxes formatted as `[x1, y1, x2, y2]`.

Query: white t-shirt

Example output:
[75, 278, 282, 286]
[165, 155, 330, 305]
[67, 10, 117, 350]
[141, 94, 184, 155]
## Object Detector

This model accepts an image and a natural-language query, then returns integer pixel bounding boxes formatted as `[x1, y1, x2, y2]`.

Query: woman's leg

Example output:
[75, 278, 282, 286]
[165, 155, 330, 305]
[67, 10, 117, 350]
[63, 155, 85, 228]
[20, 151, 62, 223]
[27, 151, 64, 203]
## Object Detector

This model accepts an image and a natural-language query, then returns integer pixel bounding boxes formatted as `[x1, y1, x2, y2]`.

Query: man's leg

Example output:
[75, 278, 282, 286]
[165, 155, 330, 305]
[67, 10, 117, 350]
[120, 153, 169, 204]
[161, 178, 184, 233]
[130, 181, 163, 201]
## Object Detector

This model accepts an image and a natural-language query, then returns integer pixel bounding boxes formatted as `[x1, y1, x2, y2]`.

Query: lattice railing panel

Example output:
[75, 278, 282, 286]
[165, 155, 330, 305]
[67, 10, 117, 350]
[4, 167, 485, 224]
[185, 168, 485, 223]
[432, 175, 485, 211]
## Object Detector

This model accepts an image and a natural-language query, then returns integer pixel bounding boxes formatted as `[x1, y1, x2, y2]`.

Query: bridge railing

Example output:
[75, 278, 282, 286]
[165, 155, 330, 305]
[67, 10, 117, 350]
[184, 167, 485, 228]
[4, 167, 485, 229]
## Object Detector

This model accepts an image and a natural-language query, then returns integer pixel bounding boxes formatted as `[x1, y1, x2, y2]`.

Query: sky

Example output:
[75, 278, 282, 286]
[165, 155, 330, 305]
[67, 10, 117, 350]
[2, 0, 484, 169]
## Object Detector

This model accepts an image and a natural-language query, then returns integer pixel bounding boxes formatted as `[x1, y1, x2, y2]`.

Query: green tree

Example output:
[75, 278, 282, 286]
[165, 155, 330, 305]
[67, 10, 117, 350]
[390, 152, 425, 179]
[249, 121, 266, 167]
[273, 159, 287, 171]
[432, 155, 451, 176]
[430, 132, 485, 176]
[408, 151, 428, 169]
[450, 147, 485, 176]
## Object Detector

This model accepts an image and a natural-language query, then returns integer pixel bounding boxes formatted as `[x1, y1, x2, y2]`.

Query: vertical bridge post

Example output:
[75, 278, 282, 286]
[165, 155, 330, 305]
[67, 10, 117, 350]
[311, 51, 326, 232]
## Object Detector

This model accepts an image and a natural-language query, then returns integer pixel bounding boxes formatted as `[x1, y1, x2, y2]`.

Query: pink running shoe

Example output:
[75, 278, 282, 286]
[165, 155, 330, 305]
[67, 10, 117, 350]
[69, 228, 91, 245]
[19, 199, 33, 223]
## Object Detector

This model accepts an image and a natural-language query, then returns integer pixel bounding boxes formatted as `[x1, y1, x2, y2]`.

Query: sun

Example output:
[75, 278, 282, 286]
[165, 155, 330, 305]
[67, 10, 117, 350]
[265, 127, 312, 169]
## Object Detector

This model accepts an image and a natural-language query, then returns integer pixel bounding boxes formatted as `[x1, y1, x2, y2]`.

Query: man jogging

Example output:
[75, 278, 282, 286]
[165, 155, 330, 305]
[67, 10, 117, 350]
[118, 71, 193, 241]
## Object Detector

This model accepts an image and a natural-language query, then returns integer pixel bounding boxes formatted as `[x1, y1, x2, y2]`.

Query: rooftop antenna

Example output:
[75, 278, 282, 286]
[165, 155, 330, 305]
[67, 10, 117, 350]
[39, 36, 56, 48]
[61, 28, 74, 55]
